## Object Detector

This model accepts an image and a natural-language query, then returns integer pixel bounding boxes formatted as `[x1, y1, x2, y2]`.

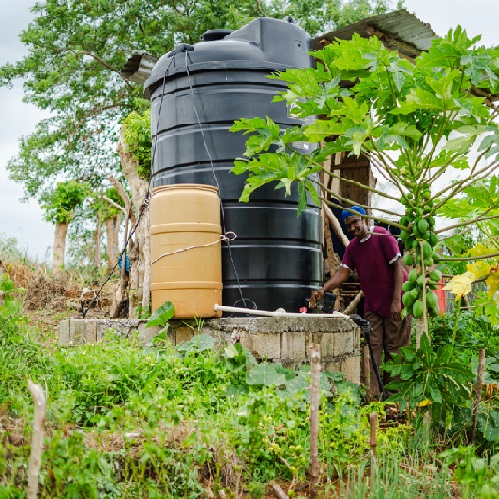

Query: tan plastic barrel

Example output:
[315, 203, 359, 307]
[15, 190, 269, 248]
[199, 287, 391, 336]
[150, 184, 222, 318]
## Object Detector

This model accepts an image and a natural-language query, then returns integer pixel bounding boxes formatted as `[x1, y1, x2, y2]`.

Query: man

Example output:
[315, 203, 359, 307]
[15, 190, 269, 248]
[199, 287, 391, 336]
[309, 206, 411, 398]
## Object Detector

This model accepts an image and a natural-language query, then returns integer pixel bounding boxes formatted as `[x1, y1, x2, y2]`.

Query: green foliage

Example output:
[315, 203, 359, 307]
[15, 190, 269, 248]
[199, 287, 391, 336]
[40, 180, 91, 225]
[0, 275, 50, 414]
[3, 0, 392, 203]
[384, 333, 475, 422]
[231, 27, 499, 328]
[122, 110, 152, 180]
[441, 447, 499, 498]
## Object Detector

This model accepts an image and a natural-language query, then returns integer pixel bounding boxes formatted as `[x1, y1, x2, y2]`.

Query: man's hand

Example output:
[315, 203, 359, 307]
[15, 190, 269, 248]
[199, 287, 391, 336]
[390, 299, 402, 321]
[309, 289, 324, 309]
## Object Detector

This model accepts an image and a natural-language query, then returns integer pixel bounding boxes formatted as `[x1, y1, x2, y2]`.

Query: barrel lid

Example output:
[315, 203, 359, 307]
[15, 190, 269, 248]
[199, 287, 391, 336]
[152, 183, 219, 194]
[144, 17, 312, 97]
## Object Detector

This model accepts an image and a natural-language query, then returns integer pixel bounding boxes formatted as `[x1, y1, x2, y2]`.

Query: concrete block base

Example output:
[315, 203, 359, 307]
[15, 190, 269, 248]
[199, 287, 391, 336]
[59, 316, 361, 383]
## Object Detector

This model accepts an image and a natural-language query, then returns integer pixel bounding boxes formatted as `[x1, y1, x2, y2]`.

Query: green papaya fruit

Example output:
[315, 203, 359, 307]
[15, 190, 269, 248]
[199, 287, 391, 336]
[408, 269, 418, 282]
[429, 305, 439, 317]
[429, 269, 442, 282]
[426, 290, 438, 309]
[403, 253, 414, 266]
[424, 257, 434, 267]
[402, 281, 414, 292]
[402, 292, 416, 308]
[429, 233, 438, 247]
[422, 241, 432, 260]
[413, 300, 424, 318]
[417, 218, 429, 233]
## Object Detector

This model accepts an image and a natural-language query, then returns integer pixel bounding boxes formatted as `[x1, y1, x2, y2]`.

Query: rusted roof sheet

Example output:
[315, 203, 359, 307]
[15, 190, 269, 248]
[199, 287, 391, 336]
[311, 9, 439, 57]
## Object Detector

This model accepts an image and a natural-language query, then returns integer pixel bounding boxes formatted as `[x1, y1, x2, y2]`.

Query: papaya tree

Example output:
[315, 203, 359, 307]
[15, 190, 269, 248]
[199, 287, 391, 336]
[230, 28, 499, 342]
[40, 180, 90, 272]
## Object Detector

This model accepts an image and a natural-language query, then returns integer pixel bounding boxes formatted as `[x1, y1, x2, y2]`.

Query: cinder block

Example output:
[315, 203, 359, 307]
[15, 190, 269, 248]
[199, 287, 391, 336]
[281, 332, 306, 360]
[70, 320, 86, 345]
[59, 319, 70, 345]
[175, 326, 194, 345]
[323, 361, 341, 373]
[333, 332, 354, 356]
[317, 332, 336, 357]
[83, 319, 97, 344]
[341, 355, 361, 384]
[238, 331, 281, 360]
[137, 322, 163, 345]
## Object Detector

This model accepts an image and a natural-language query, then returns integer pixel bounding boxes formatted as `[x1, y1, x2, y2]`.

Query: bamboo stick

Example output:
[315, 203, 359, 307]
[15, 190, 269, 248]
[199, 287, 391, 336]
[309, 344, 321, 497]
[27, 380, 46, 499]
[471, 348, 486, 445]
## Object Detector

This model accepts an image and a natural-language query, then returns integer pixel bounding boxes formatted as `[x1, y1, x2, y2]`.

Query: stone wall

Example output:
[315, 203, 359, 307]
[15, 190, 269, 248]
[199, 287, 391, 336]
[59, 316, 361, 384]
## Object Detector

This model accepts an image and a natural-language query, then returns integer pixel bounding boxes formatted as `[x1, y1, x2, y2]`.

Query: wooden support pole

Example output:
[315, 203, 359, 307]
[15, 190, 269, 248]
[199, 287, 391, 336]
[471, 348, 486, 445]
[370, 412, 377, 486]
[27, 380, 46, 499]
[309, 344, 321, 497]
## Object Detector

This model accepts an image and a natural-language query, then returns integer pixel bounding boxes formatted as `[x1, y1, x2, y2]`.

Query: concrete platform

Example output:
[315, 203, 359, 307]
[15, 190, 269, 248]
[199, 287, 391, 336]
[59, 316, 361, 384]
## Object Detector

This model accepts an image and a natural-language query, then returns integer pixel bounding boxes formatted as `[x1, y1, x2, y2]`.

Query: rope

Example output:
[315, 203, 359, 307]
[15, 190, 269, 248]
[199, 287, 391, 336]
[151, 232, 237, 265]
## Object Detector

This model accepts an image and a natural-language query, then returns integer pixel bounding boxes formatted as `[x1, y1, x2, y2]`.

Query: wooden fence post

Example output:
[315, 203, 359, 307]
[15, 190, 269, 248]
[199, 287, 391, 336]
[27, 380, 46, 499]
[309, 344, 321, 497]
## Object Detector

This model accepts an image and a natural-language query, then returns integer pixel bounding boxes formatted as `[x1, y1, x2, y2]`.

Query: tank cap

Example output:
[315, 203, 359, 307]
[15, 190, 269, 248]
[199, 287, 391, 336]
[200, 29, 233, 42]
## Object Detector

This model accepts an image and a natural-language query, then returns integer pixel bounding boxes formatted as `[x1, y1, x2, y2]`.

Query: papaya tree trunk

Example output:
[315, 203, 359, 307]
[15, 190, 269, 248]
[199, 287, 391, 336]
[53, 222, 69, 273]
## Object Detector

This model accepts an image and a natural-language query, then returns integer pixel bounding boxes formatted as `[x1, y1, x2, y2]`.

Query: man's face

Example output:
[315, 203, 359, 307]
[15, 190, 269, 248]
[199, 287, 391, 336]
[344, 215, 368, 239]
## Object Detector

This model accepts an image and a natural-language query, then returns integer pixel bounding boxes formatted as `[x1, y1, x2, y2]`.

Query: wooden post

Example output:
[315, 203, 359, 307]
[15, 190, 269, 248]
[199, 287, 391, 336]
[309, 344, 321, 497]
[471, 348, 486, 445]
[27, 380, 46, 499]
[369, 412, 377, 484]
[270, 481, 289, 499]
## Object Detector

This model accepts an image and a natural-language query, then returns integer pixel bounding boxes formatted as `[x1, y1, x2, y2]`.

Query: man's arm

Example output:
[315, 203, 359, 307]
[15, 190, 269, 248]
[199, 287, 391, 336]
[309, 266, 351, 308]
[391, 257, 403, 321]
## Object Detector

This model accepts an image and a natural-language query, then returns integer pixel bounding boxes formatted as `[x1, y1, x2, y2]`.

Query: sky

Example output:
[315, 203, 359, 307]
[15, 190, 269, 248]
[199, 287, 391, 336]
[0, 0, 498, 261]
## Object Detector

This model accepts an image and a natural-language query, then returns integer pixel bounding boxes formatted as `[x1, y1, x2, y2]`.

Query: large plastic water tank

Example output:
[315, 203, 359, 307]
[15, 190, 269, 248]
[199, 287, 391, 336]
[145, 17, 322, 313]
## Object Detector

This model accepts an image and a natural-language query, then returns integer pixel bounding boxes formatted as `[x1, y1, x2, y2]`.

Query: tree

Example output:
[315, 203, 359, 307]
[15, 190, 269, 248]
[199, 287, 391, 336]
[41, 180, 90, 271]
[230, 28, 499, 339]
[3, 0, 395, 203]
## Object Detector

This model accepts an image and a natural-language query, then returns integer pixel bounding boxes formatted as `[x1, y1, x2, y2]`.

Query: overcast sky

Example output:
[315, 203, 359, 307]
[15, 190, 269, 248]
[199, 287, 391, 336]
[0, 0, 498, 261]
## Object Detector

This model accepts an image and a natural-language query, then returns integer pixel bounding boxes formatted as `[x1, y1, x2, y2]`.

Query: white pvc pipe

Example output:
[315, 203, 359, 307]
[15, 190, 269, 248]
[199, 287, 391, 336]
[214, 304, 350, 319]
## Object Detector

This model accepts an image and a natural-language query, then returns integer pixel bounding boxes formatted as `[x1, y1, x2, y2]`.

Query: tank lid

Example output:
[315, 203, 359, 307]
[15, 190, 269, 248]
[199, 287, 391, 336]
[201, 29, 233, 42]
[144, 17, 311, 97]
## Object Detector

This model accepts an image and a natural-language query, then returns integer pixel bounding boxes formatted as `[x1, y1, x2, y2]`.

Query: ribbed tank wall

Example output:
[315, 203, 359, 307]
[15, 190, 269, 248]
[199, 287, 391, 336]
[146, 18, 322, 313]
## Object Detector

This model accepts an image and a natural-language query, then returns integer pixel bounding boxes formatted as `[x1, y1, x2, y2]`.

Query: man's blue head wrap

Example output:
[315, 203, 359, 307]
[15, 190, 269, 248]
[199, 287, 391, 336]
[341, 205, 366, 220]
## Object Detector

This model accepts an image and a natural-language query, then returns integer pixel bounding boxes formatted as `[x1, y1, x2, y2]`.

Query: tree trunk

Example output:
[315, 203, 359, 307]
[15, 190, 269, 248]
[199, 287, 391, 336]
[116, 125, 150, 318]
[53, 222, 69, 273]
[94, 216, 102, 268]
[104, 214, 122, 270]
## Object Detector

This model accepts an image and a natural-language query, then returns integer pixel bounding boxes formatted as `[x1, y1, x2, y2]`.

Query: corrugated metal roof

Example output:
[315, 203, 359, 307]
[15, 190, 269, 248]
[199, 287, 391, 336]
[311, 9, 439, 57]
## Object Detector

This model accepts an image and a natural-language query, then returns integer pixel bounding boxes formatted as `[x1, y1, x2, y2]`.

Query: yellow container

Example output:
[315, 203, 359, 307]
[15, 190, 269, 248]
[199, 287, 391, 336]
[150, 184, 222, 318]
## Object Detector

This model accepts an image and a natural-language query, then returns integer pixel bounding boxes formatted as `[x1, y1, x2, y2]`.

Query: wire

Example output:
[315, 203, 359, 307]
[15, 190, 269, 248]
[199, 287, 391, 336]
[184, 50, 251, 310]
[151, 231, 236, 265]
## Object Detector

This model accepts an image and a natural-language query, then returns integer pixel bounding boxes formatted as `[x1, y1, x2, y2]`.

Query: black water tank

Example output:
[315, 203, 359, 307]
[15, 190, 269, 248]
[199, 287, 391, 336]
[145, 17, 322, 312]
